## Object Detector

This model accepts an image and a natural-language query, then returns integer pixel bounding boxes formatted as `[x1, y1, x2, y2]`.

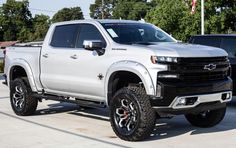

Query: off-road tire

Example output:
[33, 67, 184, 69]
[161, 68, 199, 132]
[10, 78, 38, 116]
[110, 87, 156, 141]
[185, 107, 226, 128]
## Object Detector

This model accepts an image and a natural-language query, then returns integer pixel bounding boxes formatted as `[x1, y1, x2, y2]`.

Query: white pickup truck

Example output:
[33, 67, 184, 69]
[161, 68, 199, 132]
[3, 20, 232, 141]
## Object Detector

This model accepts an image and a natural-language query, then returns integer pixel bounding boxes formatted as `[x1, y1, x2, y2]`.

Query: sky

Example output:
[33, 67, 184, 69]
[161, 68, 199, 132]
[0, 0, 95, 19]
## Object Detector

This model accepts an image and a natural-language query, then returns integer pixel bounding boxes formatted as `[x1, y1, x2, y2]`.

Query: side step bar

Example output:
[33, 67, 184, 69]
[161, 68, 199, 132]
[32, 94, 106, 108]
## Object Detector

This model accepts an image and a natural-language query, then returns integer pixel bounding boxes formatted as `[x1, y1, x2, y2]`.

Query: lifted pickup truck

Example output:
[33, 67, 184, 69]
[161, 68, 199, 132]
[4, 20, 232, 141]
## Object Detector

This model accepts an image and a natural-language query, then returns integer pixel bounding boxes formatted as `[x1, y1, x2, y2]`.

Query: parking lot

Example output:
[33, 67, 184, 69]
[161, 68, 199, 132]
[0, 76, 236, 148]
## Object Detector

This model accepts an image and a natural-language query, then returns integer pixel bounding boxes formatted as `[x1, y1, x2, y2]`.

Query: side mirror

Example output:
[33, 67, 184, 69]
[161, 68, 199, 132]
[83, 40, 103, 50]
[83, 40, 105, 56]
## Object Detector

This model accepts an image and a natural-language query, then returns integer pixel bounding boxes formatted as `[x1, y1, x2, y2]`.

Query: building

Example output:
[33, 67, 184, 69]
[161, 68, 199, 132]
[0, 41, 18, 49]
[0, 41, 18, 59]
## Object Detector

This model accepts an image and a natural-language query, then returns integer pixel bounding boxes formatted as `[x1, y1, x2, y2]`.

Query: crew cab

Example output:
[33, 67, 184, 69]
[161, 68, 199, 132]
[4, 20, 232, 141]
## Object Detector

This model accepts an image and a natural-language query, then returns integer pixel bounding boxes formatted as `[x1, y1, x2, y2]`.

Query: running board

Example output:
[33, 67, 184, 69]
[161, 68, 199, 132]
[32, 94, 106, 108]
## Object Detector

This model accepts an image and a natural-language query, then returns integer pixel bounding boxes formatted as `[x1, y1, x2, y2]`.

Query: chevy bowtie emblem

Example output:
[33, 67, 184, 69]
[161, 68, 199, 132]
[204, 63, 216, 71]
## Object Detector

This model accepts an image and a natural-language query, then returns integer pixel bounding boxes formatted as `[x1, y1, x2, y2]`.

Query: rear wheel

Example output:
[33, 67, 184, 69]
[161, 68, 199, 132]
[10, 78, 38, 116]
[110, 87, 156, 141]
[185, 107, 226, 128]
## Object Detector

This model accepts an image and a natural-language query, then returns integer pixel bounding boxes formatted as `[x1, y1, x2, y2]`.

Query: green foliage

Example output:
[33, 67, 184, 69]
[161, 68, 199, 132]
[145, 0, 236, 41]
[90, 0, 151, 20]
[112, 0, 151, 20]
[90, 0, 116, 19]
[0, 0, 32, 41]
[0, 0, 235, 43]
[30, 14, 50, 41]
[51, 7, 84, 23]
[0, 0, 50, 42]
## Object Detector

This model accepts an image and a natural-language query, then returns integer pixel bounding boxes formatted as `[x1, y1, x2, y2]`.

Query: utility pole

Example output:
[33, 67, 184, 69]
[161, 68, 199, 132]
[201, 0, 204, 35]
[101, 0, 104, 19]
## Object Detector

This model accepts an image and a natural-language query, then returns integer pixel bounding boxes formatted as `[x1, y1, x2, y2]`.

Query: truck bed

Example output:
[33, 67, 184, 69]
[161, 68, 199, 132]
[4, 46, 42, 90]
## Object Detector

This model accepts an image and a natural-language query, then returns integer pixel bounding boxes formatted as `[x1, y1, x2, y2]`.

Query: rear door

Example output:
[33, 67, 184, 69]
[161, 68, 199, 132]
[40, 24, 80, 93]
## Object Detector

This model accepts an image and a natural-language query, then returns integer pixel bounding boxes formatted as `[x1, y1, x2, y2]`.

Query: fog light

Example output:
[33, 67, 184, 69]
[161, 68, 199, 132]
[185, 97, 198, 105]
[222, 93, 231, 101]
[177, 98, 186, 106]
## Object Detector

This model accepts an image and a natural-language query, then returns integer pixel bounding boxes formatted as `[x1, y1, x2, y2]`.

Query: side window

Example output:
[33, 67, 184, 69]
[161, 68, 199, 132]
[51, 24, 79, 48]
[76, 24, 106, 48]
[193, 37, 221, 48]
[221, 38, 236, 58]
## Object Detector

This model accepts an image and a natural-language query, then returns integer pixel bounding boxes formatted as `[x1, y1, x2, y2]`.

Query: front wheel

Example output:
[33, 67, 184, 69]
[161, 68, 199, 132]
[110, 87, 156, 141]
[185, 107, 226, 128]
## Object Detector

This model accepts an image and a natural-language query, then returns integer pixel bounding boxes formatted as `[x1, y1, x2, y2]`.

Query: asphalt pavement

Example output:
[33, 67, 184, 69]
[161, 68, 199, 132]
[0, 75, 236, 148]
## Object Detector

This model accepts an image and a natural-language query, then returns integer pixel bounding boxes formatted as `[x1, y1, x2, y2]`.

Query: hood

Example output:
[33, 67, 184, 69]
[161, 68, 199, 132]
[143, 42, 228, 57]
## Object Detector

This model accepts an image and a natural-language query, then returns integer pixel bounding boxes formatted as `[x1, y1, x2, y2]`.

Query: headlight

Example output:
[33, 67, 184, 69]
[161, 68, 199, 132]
[151, 56, 178, 64]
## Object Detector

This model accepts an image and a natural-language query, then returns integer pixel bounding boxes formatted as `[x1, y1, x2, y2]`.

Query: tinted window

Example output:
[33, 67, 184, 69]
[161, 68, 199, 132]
[192, 37, 221, 48]
[51, 24, 79, 48]
[221, 38, 236, 57]
[76, 24, 106, 48]
[102, 23, 175, 44]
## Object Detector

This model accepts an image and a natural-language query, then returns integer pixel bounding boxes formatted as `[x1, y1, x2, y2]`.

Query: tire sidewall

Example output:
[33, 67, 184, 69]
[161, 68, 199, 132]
[110, 87, 156, 141]
[111, 91, 141, 137]
[10, 78, 34, 115]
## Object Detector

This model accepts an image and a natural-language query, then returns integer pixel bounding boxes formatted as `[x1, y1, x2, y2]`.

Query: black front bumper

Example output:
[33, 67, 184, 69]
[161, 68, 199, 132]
[150, 77, 233, 107]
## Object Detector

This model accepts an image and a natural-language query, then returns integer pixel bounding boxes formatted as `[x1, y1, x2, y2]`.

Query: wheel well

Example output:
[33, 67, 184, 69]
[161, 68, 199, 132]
[107, 71, 144, 105]
[10, 66, 27, 82]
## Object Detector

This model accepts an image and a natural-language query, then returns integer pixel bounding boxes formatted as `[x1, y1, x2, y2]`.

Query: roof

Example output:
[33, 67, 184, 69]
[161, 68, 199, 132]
[192, 34, 236, 37]
[53, 19, 143, 26]
[96, 19, 141, 24]
[0, 41, 18, 48]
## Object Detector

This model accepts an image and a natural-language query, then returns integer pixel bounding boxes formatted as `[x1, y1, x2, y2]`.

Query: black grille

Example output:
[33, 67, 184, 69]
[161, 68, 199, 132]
[159, 57, 230, 83]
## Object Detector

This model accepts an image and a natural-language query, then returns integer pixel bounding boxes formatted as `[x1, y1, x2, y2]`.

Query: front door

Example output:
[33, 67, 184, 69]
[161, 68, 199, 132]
[41, 23, 108, 101]
[67, 24, 108, 100]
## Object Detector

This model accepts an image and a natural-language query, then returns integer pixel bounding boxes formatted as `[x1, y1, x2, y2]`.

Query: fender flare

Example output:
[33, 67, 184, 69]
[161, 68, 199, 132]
[105, 60, 155, 104]
[7, 58, 37, 92]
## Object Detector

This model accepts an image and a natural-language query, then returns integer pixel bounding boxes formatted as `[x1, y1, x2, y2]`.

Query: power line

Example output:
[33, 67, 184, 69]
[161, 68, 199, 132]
[29, 8, 56, 13]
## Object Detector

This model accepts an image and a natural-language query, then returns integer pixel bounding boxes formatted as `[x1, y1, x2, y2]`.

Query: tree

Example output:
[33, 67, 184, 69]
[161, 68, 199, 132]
[0, 8, 4, 41]
[112, 0, 151, 20]
[52, 7, 84, 23]
[0, 0, 32, 41]
[90, 0, 116, 19]
[145, 0, 236, 41]
[30, 14, 50, 41]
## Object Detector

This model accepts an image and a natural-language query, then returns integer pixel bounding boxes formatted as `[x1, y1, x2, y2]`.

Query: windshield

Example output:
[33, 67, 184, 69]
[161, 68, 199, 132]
[101, 23, 176, 44]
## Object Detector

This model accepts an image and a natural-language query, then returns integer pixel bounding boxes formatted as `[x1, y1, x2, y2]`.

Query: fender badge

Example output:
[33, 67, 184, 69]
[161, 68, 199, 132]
[98, 74, 104, 80]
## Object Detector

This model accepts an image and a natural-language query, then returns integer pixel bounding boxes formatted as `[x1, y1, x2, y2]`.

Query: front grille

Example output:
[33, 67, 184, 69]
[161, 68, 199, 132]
[159, 56, 230, 83]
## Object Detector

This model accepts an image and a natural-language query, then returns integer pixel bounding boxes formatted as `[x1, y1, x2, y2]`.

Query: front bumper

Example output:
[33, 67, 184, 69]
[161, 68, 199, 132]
[150, 77, 232, 113]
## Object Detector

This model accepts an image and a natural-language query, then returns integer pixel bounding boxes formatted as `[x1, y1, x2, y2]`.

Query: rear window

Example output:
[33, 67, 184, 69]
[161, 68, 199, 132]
[50, 24, 79, 48]
[191, 36, 221, 48]
[221, 38, 236, 57]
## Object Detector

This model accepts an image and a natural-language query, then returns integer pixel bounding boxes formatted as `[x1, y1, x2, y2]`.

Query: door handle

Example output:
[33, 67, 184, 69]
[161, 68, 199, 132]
[42, 54, 49, 58]
[70, 54, 78, 59]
